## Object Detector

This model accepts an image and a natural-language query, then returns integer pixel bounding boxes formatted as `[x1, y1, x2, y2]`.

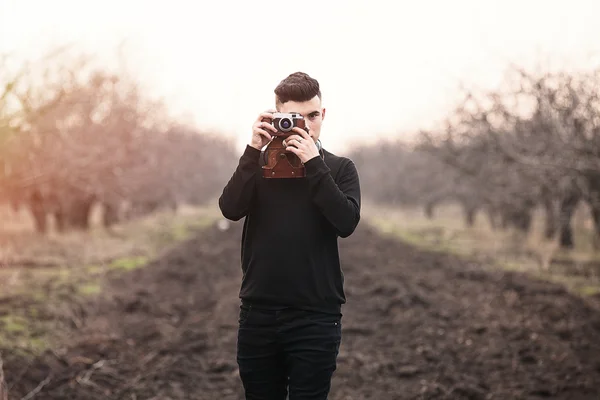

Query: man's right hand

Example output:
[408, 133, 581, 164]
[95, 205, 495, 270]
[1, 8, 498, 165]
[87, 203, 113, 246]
[250, 109, 278, 150]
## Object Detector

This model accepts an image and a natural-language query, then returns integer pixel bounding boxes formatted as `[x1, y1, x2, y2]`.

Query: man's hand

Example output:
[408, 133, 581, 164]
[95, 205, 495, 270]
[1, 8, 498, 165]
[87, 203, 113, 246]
[250, 109, 278, 150]
[283, 127, 320, 163]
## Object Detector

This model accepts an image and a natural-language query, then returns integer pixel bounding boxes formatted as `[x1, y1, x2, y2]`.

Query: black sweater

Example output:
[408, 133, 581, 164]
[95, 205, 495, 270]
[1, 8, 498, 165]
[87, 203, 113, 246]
[218, 144, 361, 314]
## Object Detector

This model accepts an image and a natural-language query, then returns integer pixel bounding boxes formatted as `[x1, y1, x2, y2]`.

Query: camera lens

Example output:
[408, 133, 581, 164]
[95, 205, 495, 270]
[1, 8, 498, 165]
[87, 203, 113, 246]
[278, 118, 292, 131]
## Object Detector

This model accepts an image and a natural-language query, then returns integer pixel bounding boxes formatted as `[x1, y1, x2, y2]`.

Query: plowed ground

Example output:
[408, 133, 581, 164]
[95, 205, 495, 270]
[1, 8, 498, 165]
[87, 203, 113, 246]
[3, 221, 600, 399]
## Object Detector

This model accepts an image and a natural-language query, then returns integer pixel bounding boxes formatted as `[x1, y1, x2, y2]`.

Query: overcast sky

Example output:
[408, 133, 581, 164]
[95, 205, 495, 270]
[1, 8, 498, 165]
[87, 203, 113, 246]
[2, 0, 600, 153]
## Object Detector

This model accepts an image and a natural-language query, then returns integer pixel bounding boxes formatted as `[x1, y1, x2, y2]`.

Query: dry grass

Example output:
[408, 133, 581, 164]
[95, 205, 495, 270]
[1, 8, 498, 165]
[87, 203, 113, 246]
[0, 200, 224, 355]
[362, 199, 600, 298]
[0, 202, 221, 266]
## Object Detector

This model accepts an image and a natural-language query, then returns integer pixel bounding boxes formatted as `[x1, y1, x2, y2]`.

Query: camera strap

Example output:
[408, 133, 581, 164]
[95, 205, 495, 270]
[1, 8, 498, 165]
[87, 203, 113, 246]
[316, 139, 325, 160]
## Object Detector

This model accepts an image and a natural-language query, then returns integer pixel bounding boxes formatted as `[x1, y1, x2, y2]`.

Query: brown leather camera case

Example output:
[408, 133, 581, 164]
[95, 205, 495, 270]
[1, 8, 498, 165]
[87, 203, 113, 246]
[261, 117, 307, 179]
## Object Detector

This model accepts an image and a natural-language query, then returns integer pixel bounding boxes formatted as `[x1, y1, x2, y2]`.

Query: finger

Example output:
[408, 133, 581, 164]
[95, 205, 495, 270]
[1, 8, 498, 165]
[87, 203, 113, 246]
[285, 134, 302, 143]
[287, 139, 303, 148]
[289, 132, 311, 147]
[282, 138, 298, 147]
[264, 121, 278, 132]
[292, 126, 311, 140]
[255, 121, 277, 133]
[286, 145, 300, 155]
[259, 109, 276, 118]
[257, 111, 275, 122]
[254, 128, 272, 140]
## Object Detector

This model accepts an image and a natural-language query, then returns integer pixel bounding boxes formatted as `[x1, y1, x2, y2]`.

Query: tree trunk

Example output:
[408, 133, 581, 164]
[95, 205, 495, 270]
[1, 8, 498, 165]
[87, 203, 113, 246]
[584, 172, 600, 250]
[514, 209, 533, 233]
[102, 201, 120, 228]
[558, 192, 579, 249]
[0, 355, 8, 400]
[29, 202, 47, 234]
[589, 204, 600, 251]
[424, 201, 435, 219]
[65, 196, 95, 230]
[543, 198, 558, 240]
[464, 205, 477, 227]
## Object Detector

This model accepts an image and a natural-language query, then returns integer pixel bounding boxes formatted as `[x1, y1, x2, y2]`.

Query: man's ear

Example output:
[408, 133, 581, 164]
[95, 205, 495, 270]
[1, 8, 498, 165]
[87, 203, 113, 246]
[321, 107, 326, 120]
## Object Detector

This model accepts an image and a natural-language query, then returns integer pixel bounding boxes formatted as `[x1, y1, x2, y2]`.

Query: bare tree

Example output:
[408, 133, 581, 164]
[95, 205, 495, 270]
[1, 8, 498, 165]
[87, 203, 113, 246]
[0, 46, 239, 233]
[350, 62, 600, 250]
[416, 64, 600, 248]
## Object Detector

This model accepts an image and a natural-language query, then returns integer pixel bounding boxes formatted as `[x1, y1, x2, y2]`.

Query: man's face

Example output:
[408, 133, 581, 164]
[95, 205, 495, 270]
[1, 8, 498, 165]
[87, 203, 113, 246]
[277, 95, 326, 143]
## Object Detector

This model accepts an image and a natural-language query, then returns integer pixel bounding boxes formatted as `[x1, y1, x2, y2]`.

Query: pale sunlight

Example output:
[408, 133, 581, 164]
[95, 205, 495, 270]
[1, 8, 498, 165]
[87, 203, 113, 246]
[2, 0, 599, 152]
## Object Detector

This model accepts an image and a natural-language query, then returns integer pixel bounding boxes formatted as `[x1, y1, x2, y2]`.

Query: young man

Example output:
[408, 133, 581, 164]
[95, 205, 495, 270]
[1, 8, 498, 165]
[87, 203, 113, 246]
[218, 71, 361, 400]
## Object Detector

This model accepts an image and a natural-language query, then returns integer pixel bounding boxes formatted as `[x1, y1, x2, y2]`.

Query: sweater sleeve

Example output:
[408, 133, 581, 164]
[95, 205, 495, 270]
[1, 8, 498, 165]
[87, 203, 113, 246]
[218, 145, 261, 221]
[304, 155, 361, 238]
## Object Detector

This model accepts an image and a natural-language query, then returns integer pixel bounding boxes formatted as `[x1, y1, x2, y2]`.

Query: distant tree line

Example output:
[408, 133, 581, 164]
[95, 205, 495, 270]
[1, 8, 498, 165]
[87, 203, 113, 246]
[0, 47, 239, 233]
[349, 64, 600, 250]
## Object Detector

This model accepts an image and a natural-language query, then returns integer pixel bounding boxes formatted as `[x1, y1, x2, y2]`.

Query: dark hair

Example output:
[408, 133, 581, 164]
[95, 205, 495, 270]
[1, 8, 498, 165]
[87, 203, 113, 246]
[274, 72, 321, 105]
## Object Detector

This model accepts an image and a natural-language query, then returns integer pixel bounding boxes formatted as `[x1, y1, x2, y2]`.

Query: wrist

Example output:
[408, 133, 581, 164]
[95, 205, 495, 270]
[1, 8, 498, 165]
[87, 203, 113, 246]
[304, 154, 328, 174]
[303, 153, 319, 163]
[241, 144, 261, 164]
[249, 141, 262, 150]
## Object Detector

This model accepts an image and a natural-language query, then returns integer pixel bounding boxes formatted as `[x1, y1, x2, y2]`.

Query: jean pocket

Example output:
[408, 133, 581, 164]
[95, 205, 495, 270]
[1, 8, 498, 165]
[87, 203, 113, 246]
[306, 312, 343, 353]
[305, 311, 342, 330]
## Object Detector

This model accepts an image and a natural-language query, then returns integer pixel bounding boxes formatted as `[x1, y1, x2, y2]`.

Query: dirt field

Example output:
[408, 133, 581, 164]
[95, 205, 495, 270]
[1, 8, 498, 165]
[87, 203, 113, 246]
[2, 217, 600, 399]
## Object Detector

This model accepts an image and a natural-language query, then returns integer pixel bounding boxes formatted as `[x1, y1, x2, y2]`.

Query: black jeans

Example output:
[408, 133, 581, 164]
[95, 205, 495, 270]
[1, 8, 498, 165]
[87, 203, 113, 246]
[236, 303, 342, 400]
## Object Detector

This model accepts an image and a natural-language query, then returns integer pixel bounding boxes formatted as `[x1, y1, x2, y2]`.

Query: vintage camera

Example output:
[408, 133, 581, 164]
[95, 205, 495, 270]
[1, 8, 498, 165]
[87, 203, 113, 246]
[261, 112, 309, 179]
[271, 112, 305, 136]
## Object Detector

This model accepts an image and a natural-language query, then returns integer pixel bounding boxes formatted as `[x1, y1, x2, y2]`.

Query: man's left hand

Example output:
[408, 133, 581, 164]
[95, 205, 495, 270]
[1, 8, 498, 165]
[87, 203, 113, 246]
[283, 127, 319, 163]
